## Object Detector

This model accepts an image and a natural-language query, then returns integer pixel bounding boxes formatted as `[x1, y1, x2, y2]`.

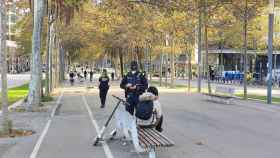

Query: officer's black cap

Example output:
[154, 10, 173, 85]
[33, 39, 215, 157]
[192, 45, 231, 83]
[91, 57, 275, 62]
[130, 61, 138, 70]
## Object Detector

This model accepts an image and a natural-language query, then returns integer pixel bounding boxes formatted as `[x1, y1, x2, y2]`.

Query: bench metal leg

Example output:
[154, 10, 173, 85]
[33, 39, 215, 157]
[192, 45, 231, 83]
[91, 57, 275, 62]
[149, 148, 156, 158]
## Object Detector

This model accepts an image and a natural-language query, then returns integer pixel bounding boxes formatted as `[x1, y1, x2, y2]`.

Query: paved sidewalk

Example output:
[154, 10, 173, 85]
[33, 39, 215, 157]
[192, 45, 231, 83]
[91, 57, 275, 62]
[2, 81, 280, 158]
[85, 82, 280, 158]
[35, 91, 107, 158]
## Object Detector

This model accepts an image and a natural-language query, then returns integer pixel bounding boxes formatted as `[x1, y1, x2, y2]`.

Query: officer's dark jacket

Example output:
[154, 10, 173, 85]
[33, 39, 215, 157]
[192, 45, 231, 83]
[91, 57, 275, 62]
[120, 71, 148, 95]
[99, 76, 110, 89]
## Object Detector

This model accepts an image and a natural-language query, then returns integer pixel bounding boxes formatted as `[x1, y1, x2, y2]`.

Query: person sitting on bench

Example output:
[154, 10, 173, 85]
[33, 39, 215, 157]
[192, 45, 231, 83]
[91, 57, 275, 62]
[136, 86, 163, 132]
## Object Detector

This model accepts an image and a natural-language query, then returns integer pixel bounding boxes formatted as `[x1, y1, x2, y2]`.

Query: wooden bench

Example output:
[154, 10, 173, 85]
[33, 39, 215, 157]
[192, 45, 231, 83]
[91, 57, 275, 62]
[137, 127, 174, 157]
[112, 99, 174, 158]
[203, 86, 235, 104]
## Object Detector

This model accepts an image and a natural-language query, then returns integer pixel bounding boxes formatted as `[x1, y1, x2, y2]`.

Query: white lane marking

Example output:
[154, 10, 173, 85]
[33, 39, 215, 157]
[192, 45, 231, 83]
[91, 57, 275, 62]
[29, 120, 52, 158]
[82, 95, 114, 158]
[51, 93, 64, 117]
[29, 91, 64, 158]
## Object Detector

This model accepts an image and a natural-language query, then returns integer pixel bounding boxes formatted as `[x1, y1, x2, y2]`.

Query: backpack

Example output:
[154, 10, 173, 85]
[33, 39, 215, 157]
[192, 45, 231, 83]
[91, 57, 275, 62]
[135, 100, 154, 120]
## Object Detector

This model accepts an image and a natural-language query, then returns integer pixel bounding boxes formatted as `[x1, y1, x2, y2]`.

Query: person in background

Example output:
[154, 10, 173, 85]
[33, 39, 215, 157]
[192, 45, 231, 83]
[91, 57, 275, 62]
[99, 69, 110, 108]
[84, 69, 88, 80]
[69, 71, 75, 86]
[90, 69, 94, 82]
[111, 72, 115, 81]
[120, 61, 148, 115]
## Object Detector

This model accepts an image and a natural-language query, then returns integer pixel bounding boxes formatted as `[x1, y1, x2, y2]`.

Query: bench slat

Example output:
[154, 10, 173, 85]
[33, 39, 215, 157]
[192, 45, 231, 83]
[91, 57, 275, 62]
[137, 127, 175, 149]
[139, 128, 161, 147]
[138, 132, 150, 148]
[138, 128, 161, 147]
[142, 128, 167, 145]
[149, 128, 174, 146]
[142, 128, 166, 146]
[143, 128, 172, 146]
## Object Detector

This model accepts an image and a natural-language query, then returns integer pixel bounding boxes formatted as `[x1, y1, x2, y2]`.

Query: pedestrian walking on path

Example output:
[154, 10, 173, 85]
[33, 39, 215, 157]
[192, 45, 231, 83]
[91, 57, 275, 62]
[69, 71, 75, 86]
[90, 69, 94, 82]
[99, 69, 110, 108]
[120, 61, 148, 115]
[84, 69, 88, 80]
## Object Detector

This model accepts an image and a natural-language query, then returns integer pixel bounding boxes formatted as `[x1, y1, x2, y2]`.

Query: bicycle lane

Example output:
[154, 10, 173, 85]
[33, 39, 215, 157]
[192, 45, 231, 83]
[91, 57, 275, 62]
[83, 90, 147, 158]
[33, 91, 108, 158]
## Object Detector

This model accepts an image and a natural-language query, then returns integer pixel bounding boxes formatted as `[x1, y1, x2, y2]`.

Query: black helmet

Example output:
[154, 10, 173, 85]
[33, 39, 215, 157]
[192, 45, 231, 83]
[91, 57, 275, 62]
[130, 61, 138, 71]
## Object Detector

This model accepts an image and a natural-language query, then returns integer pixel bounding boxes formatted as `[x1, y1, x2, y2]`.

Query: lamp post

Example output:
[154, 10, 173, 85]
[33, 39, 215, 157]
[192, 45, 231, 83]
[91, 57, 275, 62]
[267, 0, 274, 104]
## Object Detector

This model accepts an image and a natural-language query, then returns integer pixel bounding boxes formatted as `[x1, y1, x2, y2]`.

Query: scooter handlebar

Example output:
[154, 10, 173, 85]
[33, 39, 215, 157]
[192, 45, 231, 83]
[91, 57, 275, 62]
[112, 95, 130, 106]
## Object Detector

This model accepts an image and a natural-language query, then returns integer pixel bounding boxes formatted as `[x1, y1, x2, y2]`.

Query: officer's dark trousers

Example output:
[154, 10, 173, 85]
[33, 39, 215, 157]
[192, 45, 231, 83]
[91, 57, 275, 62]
[126, 93, 139, 115]
[99, 88, 109, 106]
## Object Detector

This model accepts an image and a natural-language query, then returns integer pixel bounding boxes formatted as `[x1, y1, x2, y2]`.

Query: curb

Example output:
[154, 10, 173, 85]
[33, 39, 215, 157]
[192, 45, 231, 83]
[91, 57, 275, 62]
[0, 99, 24, 116]
[234, 96, 280, 105]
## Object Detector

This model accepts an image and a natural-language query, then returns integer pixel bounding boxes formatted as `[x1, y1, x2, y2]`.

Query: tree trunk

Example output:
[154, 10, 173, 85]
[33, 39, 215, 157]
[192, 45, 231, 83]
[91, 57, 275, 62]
[26, 0, 44, 111]
[45, 22, 51, 96]
[149, 45, 152, 82]
[0, 0, 10, 134]
[113, 48, 120, 79]
[197, 0, 202, 92]
[49, 23, 54, 92]
[45, 5, 55, 96]
[170, 38, 175, 88]
[204, 0, 211, 94]
[54, 39, 59, 88]
[243, 0, 248, 100]
[159, 52, 163, 86]
[165, 54, 168, 87]
[188, 52, 192, 92]
[119, 48, 124, 77]
[59, 45, 65, 82]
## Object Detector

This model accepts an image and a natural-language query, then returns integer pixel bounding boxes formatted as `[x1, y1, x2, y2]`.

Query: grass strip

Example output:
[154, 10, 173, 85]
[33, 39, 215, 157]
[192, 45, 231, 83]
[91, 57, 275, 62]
[0, 84, 29, 108]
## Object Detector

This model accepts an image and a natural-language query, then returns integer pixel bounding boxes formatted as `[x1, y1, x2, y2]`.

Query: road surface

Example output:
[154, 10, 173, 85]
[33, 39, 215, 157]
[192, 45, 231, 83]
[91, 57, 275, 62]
[0, 73, 30, 91]
[2, 80, 280, 158]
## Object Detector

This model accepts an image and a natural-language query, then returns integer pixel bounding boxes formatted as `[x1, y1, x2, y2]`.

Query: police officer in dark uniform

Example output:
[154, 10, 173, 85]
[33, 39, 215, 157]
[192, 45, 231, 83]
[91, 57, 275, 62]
[120, 61, 148, 115]
[99, 69, 110, 108]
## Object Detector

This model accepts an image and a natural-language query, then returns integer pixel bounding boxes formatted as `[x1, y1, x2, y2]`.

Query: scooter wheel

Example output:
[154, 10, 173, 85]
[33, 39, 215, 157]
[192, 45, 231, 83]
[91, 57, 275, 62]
[93, 137, 100, 146]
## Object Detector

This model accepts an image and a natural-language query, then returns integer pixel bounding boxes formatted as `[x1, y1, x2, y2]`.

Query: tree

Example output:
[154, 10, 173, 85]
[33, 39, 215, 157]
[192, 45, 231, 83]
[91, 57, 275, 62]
[0, 0, 10, 134]
[26, 0, 45, 111]
[224, 0, 267, 99]
[45, 0, 56, 96]
[197, 0, 202, 92]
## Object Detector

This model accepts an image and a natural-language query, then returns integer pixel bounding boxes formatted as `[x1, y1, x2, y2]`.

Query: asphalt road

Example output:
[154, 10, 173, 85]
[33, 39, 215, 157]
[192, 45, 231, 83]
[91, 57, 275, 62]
[36, 82, 280, 158]
[0, 73, 30, 91]
[2, 80, 280, 158]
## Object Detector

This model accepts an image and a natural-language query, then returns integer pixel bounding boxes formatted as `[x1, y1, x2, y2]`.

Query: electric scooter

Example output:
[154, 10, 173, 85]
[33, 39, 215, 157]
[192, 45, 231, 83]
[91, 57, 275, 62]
[93, 95, 128, 146]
